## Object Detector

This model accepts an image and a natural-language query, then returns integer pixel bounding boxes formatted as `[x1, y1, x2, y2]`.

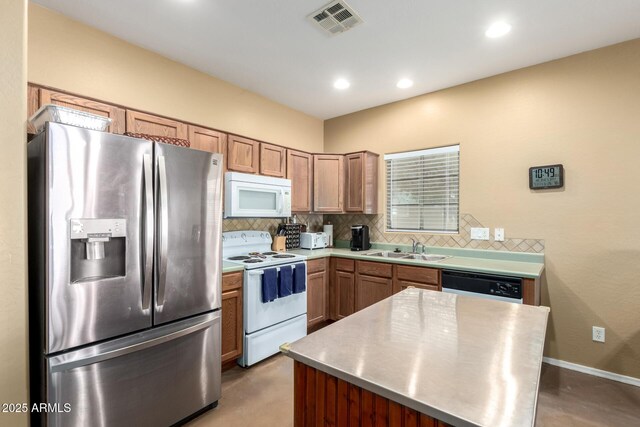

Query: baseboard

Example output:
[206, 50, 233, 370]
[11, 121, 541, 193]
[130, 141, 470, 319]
[543, 357, 640, 388]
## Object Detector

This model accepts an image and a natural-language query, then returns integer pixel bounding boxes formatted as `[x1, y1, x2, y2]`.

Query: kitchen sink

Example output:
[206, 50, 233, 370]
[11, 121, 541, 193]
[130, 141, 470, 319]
[364, 251, 451, 262]
[404, 254, 450, 262]
[365, 251, 412, 259]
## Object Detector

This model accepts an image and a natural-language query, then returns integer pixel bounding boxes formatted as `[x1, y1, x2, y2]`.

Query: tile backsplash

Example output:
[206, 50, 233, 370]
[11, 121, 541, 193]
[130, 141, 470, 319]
[222, 214, 323, 236]
[325, 213, 544, 253]
[222, 212, 543, 253]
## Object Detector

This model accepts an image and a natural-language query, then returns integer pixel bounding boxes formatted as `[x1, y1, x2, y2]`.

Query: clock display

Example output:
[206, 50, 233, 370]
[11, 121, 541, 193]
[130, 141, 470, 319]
[529, 164, 564, 189]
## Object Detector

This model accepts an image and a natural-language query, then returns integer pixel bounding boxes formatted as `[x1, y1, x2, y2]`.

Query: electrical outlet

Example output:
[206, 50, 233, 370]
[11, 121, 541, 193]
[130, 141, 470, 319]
[494, 228, 505, 242]
[592, 326, 605, 343]
[470, 227, 490, 240]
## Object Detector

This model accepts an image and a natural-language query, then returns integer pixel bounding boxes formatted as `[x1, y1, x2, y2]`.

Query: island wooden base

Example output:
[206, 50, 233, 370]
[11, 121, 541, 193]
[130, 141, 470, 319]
[294, 361, 451, 427]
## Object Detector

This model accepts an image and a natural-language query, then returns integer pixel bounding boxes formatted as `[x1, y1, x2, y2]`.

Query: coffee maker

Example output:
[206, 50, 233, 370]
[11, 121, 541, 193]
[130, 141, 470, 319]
[350, 225, 371, 251]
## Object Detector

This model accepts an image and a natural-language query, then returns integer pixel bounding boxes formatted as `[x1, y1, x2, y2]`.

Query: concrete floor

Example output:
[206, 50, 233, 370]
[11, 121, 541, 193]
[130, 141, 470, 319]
[188, 355, 640, 427]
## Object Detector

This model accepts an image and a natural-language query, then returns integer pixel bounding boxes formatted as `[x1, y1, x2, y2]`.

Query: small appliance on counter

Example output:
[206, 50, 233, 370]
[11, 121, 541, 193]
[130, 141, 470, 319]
[350, 225, 371, 251]
[300, 232, 329, 250]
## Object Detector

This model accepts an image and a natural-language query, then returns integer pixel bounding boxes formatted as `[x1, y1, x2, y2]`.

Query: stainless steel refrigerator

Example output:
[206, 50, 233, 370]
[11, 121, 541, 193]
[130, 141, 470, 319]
[28, 122, 223, 426]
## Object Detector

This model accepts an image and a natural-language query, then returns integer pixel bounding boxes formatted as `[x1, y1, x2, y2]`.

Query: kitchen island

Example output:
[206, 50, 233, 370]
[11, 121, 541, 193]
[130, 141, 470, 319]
[282, 288, 550, 427]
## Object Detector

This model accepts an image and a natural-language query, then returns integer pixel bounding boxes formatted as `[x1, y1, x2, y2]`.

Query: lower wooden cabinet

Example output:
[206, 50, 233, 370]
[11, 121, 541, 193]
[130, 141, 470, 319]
[221, 271, 243, 363]
[394, 280, 439, 293]
[306, 259, 328, 328]
[393, 264, 440, 293]
[334, 270, 355, 320]
[355, 274, 393, 311]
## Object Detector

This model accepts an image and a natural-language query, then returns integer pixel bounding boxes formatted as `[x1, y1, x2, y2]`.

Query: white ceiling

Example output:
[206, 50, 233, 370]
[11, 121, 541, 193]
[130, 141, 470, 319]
[32, 0, 640, 119]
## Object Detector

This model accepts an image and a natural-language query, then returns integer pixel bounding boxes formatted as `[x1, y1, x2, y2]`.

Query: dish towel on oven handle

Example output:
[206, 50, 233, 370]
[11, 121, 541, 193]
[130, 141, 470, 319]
[278, 265, 293, 298]
[262, 268, 278, 303]
[293, 263, 306, 294]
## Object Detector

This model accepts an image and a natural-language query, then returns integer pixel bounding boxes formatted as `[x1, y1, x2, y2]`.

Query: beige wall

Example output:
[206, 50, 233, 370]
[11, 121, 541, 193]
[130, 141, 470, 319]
[0, 0, 29, 425]
[325, 39, 640, 378]
[27, 4, 323, 152]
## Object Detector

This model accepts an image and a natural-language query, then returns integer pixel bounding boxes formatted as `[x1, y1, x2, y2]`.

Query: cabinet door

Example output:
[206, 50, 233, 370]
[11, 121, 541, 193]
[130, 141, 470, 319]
[313, 154, 344, 212]
[345, 151, 379, 214]
[394, 280, 439, 294]
[335, 270, 355, 319]
[221, 272, 243, 363]
[355, 275, 393, 311]
[126, 110, 188, 139]
[345, 152, 364, 212]
[260, 143, 286, 177]
[188, 125, 227, 168]
[41, 88, 126, 134]
[307, 271, 327, 327]
[287, 149, 313, 212]
[27, 85, 40, 134]
[227, 135, 259, 173]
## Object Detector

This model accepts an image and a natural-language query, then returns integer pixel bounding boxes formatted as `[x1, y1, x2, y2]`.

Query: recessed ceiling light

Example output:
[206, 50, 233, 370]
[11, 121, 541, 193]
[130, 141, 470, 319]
[396, 79, 414, 89]
[333, 78, 350, 90]
[485, 22, 511, 38]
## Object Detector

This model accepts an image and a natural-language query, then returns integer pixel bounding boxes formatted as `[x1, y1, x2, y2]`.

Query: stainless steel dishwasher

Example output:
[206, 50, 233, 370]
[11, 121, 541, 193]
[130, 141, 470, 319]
[441, 270, 523, 304]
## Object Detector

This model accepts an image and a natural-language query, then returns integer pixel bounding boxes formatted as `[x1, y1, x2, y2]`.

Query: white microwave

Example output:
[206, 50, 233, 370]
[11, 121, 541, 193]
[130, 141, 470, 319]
[224, 172, 292, 218]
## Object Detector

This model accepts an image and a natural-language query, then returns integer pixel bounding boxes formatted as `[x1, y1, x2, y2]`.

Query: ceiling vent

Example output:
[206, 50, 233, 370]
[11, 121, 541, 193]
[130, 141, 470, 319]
[308, 1, 363, 36]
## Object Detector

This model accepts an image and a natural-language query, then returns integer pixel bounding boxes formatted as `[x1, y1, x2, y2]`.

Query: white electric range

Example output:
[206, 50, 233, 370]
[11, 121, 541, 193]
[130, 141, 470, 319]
[222, 231, 307, 367]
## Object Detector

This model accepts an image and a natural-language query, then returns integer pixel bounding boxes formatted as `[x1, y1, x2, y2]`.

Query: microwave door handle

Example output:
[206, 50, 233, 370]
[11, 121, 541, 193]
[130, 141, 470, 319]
[277, 189, 284, 214]
[142, 154, 153, 310]
[157, 155, 169, 306]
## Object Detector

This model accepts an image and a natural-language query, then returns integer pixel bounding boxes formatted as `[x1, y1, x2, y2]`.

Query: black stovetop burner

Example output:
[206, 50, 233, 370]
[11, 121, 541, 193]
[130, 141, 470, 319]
[243, 259, 264, 263]
[272, 254, 295, 259]
[228, 256, 250, 261]
[261, 251, 278, 255]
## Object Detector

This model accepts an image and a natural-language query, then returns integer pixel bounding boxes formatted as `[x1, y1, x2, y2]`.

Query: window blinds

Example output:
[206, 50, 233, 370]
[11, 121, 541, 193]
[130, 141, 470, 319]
[384, 145, 459, 233]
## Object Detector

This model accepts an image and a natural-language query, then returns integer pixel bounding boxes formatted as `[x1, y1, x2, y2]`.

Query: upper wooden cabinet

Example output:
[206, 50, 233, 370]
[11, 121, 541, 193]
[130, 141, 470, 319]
[126, 110, 188, 139]
[38, 88, 126, 134]
[345, 151, 379, 214]
[27, 86, 40, 134]
[227, 135, 260, 174]
[287, 149, 313, 212]
[313, 154, 344, 213]
[188, 125, 227, 168]
[260, 142, 286, 177]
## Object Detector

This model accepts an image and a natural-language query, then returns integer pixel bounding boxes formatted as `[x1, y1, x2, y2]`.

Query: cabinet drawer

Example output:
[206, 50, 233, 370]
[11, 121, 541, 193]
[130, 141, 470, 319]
[396, 280, 439, 293]
[395, 265, 439, 285]
[334, 258, 355, 272]
[357, 260, 392, 278]
[222, 271, 243, 292]
[307, 258, 327, 274]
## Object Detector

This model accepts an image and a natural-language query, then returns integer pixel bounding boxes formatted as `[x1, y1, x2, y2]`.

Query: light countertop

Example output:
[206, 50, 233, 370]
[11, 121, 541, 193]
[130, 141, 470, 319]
[288, 247, 544, 278]
[283, 288, 550, 427]
[222, 262, 244, 274]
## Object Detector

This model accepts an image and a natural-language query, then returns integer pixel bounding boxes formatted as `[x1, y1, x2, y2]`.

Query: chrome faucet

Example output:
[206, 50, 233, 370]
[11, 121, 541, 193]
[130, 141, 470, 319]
[410, 238, 424, 254]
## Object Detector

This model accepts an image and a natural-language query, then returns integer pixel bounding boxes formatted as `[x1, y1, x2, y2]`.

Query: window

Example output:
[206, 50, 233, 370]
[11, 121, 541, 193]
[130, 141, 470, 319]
[384, 145, 459, 233]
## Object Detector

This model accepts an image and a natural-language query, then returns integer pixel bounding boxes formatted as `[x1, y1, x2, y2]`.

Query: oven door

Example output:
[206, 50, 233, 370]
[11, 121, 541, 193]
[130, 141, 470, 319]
[244, 263, 307, 334]
[225, 180, 291, 218]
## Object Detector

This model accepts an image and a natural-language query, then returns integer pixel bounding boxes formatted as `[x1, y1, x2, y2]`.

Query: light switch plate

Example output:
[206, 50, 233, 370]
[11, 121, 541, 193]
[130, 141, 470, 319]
[470, 227, 490, 240]
[494, 228, 505, 242]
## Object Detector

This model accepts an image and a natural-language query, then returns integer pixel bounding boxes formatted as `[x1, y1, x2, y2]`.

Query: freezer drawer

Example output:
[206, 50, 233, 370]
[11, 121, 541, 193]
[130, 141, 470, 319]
[39, 312, 221, 427]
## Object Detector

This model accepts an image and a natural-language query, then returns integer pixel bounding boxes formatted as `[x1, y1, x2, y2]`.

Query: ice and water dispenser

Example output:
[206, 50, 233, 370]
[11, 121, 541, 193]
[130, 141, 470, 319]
[70, 218, 127, 283]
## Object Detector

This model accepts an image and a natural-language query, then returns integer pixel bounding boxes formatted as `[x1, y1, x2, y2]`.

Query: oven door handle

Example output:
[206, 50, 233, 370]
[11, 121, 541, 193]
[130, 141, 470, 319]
[247, 264, 301, 276]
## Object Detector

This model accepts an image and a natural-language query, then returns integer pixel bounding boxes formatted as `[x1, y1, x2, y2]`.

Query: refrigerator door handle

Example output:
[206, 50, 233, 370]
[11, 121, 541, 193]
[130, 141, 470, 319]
[142, 154, 154, 310]
[49, 317, 217, 373]
[157, 155, 169, 306]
